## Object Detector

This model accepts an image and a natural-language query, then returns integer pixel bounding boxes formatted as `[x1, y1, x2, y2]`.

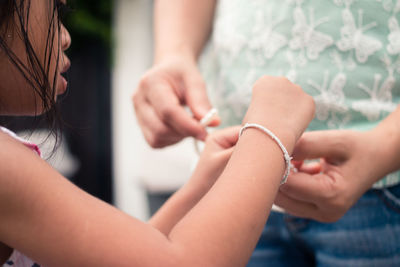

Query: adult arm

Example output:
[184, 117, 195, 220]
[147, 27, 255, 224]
[133, 0, 219, 148]
[275, 106, 400, 222]
[153, 0, 216, 63]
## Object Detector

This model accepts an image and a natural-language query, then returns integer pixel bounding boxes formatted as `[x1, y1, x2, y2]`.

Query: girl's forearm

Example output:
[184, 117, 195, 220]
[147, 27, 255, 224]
[148, 174, 214, 235]
[153, 0, 216, 63]
[148, 127, 290, 265]
[167, 129, 291, 266]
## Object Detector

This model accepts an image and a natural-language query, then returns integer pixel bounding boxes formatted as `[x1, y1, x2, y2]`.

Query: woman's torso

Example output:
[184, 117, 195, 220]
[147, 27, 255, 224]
[201, 0, 400, 187]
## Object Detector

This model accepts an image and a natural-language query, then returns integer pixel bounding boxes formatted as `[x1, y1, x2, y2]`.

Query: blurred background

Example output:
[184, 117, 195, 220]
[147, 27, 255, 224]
[2, 0, 198, 221]
[61, 0, 113, 204]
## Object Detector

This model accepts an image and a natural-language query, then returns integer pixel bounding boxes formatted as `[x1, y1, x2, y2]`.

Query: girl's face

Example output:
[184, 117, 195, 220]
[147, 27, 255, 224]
[0, 0, 71, 116]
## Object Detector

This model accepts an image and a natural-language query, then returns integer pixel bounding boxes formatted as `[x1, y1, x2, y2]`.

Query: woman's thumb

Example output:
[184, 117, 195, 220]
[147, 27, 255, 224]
[293, 131, 349, 161]
[185, 78, 220, 126]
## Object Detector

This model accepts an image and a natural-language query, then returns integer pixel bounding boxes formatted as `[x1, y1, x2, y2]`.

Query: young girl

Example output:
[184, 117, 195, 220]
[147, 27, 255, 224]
[0, 0, 314, 266]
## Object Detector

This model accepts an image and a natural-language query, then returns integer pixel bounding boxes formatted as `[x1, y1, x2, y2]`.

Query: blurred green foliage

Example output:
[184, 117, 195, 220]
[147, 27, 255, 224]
[64, 0, 112, 53]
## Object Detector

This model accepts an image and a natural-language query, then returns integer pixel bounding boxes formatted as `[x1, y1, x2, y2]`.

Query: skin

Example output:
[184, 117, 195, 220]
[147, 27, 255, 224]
[0, 0, 71, 115]
[135, 0, 400, 223]
[276, 106, 400, 222]
[132, 0, 219, 148]
[0, 75, 314, 266]
[0, 2, 317, 266]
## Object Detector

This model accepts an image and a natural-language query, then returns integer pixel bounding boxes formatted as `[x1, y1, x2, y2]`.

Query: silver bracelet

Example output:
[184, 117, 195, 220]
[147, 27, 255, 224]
[239, 123, 292, 185]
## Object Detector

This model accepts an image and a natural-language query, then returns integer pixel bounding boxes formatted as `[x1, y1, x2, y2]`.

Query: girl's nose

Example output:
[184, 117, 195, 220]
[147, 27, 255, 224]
[61, 24, 71, 51]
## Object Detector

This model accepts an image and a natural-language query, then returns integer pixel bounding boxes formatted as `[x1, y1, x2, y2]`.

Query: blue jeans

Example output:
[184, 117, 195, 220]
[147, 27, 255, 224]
[247, 184, 400, 267]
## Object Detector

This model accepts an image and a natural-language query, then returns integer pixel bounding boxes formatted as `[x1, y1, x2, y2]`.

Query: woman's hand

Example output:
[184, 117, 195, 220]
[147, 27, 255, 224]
[275, 130, 388, 222]
[132, 55, 220, 148]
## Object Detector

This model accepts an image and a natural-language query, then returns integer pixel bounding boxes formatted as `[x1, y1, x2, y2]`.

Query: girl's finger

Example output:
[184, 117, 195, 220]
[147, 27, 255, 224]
[209, 126, 241, 148]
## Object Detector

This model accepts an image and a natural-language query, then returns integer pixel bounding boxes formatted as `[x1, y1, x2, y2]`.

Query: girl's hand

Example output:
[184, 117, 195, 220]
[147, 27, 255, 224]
[132, 55, 220, 148]
[243, 76, 315, 152]
[191, 126, 241, 187]
[275, 130, 386, 222]
[149, 126, 240, 235]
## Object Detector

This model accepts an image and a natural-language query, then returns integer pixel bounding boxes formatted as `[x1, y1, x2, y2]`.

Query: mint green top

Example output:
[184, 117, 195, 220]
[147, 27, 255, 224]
[201, 0, 400, 188]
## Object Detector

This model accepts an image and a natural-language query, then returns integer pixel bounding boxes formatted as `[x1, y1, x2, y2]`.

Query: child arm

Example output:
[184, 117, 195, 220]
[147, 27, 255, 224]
[0, 77, 314, 267]
[149, 126, 240, 235]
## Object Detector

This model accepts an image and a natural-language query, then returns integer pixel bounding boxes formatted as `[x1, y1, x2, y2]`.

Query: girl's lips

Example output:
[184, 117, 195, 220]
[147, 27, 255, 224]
[58, 57, 70, 95]
[60, 58, 71, 73]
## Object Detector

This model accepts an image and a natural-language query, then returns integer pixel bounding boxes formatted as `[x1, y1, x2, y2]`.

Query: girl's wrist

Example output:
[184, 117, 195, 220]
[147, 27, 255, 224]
[242, 117, 297, 154]
[239, 123, 294, 184]
[184, 171, 216, 200]
[190, 159, 220, 189]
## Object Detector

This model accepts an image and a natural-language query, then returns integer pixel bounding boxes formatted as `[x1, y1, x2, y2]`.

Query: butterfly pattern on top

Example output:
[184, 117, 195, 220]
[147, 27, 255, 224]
[336, 7, 382, 63]
[248, 8, 288, 61]
[203, 0, 400, 124]
[386, 1, 400, 54]
[352, 73, 397, 120]
[289, 2, 334, 62]
[352, 55, 399, 120]
[308, 71, 348, 126]
[283, 51, 301, 83]
[376, 0, 400, 13]
[200, 0, 400, 187]
[387, 15, 400, 54]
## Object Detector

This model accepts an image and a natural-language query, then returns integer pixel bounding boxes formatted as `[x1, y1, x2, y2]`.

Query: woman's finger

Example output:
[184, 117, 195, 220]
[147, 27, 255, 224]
[280, 171, 339, 203]
[146, 80, 207, 140]
[134, 94, 183, 147]
[274, 191, 318, 219]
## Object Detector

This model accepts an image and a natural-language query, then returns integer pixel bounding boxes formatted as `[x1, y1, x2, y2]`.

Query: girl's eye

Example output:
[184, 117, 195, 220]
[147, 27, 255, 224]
[57, 1, 71, 20]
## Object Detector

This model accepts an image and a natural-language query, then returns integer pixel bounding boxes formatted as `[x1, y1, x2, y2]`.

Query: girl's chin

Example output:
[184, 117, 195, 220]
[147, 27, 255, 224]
[57, 75, 68, 95]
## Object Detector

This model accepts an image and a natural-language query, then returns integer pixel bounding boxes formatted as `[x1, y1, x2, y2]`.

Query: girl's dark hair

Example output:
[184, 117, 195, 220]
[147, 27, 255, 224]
[0, 0, 66, 151]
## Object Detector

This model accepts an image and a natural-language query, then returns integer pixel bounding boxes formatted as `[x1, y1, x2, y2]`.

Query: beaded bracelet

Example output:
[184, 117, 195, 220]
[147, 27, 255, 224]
[200, 108, 218, 127]
[239, 123, 292, 185]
